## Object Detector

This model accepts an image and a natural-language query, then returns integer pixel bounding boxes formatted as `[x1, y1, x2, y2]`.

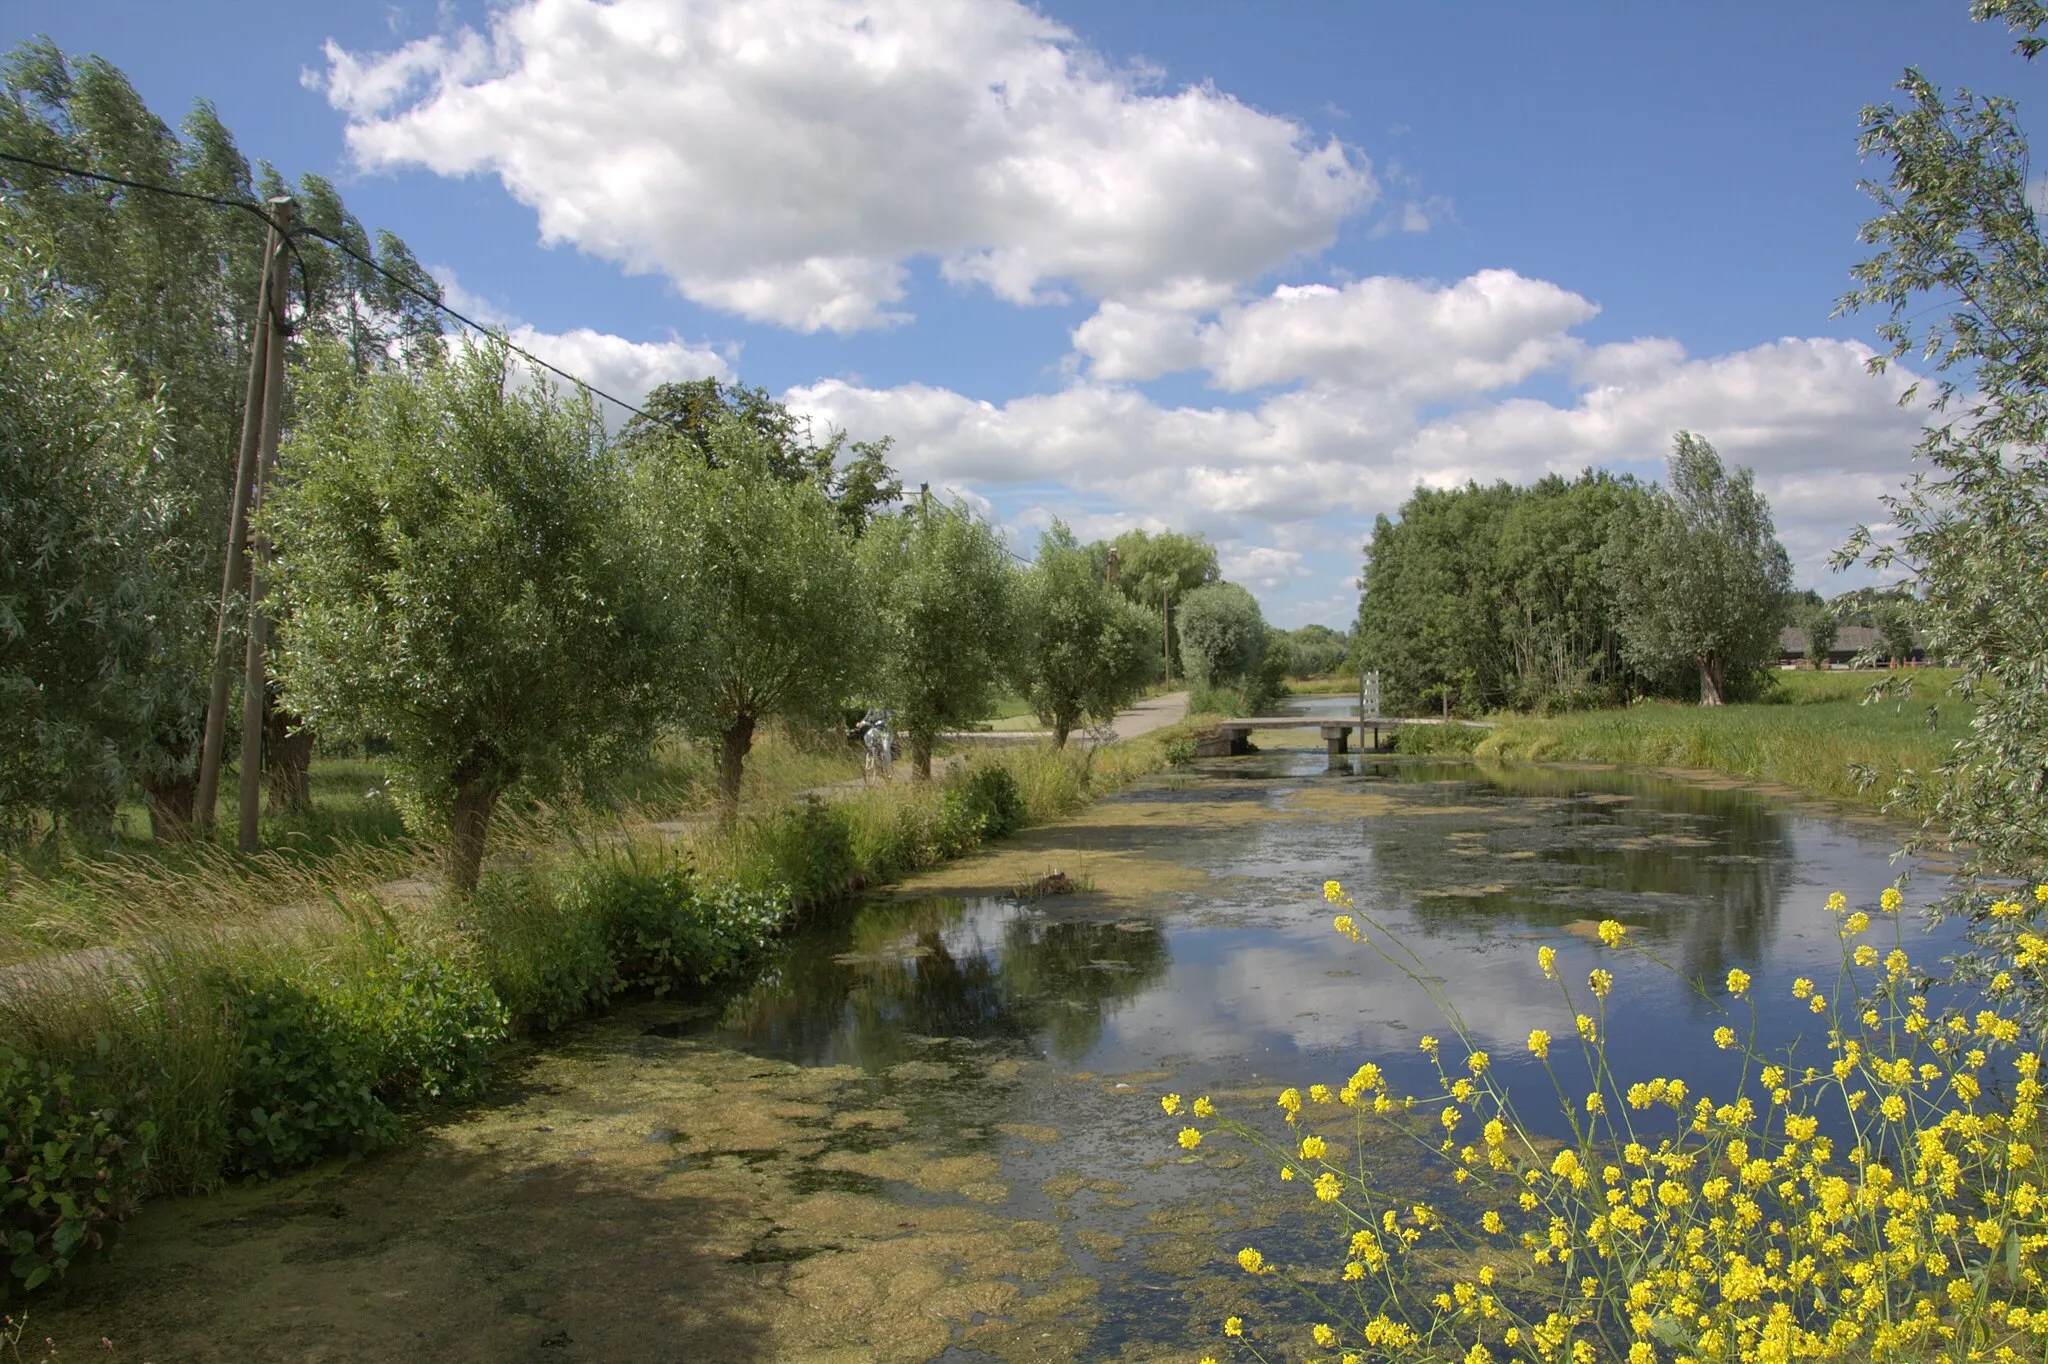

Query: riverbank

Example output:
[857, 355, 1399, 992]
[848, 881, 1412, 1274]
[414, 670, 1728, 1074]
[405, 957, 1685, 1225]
[0, 714, 1211, 1301]
[14, 746, 1963, 1360]
[1391, 668, 1968, 821]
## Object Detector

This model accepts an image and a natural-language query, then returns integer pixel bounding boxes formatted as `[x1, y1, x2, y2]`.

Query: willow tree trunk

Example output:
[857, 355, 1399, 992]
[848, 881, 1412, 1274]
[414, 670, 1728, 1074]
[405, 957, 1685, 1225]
[717, 713, 757, 830]
[445, 778, 501, 894]
[140, 769, 197, 843]
[1698, 653, 1727, 706]
[911, 732, 933, 780]
[1051, 716, 1071, 749]
[265, 702, 314, 816]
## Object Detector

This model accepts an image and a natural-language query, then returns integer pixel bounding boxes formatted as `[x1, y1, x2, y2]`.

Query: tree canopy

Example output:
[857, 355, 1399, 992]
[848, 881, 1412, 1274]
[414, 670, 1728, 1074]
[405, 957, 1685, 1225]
[1605, 434, 1793, 706]
[859, 501, 1017, 778]
[620, 377, 902, 535]
[0, 39, 443, 830]
[1355, 472, 1652, 714]
[267, 338, 666, 891]
[1016, 525, 1156, 747]
[0, 235, 169, 841]
[636, 411, 871, 821]
[1837, 0, 2048, 970]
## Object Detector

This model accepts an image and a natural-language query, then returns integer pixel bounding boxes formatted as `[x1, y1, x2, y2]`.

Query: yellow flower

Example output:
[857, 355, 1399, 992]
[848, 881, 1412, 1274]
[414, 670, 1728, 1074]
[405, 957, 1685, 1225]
[1323, 879, 1345, 903]
[1726, 968, 1751, 997]
[1589, 968, 1613, 998]
[1237, 1246, 1265, 1273]
[1597, 919, 1626, 947]
[1312, 1324, 1336, 1347]
[2036, 883, 2048, 904]
[1881, 885, 1904, 913]
[1629, 1344, 1656, 1364]
[1538, 944, 1557, 974]
[1420, 1035, 1439, 1056]
[1314, 1172, 1342, 1202]
[1714, 1026, 1736, 1050]
[1467, 1051, 1490, 1075]
[1277, 1087, 1301, 1113]
[1161, 1093, 1182, 1115]
[1576, 1013, 1598, 1041]
[1223, 1316, 1243, 1337]
[1178, 1127, 1202, 1150]
[1826, 891, 1847, 913]
[1300, 1135, 1328, 1161]
[1792, 976, 1813, 999]
[1527, 1028, 1552, 1060]
[1193, 1096, 1215, 1118]
[1279, 1166, 1294, 1181]
[1482, 1210, 1504, 1234]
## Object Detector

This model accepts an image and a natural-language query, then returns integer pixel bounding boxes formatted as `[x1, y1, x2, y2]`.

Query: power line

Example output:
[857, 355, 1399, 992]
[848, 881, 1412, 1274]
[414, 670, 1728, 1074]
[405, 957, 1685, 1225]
[0, 148, 1001, 539]
[0, 147, 658, 422]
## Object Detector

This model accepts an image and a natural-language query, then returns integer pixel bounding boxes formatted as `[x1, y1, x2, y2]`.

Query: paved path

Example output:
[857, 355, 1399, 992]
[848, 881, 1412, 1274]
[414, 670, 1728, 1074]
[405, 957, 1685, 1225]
[938, 690, 1189, 746]
[3, 692, 1201, 987]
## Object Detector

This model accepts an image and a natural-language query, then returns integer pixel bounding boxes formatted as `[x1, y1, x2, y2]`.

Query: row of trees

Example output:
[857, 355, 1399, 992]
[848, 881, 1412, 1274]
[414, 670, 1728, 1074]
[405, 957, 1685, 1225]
[0, 43, 1256, 889]
[1354, 438, 1792, 714]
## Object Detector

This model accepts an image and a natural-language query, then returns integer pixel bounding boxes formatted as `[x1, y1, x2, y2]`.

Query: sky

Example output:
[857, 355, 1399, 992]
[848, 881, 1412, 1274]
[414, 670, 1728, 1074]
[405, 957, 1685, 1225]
[6, 1, 2040, 628]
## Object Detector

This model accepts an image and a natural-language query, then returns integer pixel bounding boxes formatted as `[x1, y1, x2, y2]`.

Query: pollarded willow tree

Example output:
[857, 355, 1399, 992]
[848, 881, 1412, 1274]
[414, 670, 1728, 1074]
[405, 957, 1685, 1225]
[1605, 433, 1792, 706]
[0, 234, 168, 841]
[635, 413, 870, 825]
[267, 338, 668, 892]
[1016, 524, 1156, 748]
[1177, 583, 1268, 691]
[859, 500, 1018, 779]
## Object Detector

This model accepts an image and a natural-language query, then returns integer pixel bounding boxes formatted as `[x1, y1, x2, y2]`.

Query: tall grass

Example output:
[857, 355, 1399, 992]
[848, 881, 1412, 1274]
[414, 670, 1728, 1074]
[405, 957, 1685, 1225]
[0, 718, 1204, 1296]
[1393, 673, 1971, 820]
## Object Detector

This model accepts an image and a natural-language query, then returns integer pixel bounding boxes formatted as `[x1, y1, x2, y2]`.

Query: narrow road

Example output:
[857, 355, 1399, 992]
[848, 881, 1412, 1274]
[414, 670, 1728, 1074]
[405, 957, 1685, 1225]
[1105, 689, 1189, 740]
[936, 690, 1190, 746]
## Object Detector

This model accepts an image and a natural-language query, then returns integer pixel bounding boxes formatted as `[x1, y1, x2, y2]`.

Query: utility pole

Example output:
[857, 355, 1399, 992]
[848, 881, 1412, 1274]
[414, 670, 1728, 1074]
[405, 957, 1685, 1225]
[238, 199, 295, 854]
[1161, 585, 1172, 688]
[195, 198, 293, 840]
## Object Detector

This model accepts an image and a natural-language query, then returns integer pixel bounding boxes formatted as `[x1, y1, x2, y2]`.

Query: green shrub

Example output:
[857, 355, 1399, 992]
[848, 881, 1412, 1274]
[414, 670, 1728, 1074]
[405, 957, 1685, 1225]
[955, 765, 1026, 839]
[332, 927, 507, 1104]
[222, 978, 395, 1180]
[561, 849, 789, 992]
[0, 1044, 155, 1295]
[470, 868, 621, 1031]
[739, 796, 855, 904]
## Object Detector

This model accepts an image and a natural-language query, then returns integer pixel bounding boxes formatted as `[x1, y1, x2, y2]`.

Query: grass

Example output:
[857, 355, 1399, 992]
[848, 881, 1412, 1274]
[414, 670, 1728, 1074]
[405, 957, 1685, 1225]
[1284, 674, 1362, 694]
[1394, 667, 1971, 819]
[0, 712, 1214, 1285]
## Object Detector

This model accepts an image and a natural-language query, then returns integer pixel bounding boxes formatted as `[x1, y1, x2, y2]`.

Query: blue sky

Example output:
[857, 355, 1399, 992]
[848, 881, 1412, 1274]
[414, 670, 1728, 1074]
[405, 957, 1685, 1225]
[7, 1, 2037, 626]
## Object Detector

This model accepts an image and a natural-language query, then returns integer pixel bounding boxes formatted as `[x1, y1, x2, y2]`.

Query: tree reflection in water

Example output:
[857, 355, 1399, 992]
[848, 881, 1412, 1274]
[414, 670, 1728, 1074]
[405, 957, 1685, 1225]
[1351, 760, 1795, 989]
[714, 894, 1172, 1070]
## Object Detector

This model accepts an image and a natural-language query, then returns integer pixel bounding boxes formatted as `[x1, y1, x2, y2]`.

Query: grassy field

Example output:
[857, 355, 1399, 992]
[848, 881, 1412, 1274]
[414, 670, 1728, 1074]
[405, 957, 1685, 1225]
[1397, 667, 1969, 819]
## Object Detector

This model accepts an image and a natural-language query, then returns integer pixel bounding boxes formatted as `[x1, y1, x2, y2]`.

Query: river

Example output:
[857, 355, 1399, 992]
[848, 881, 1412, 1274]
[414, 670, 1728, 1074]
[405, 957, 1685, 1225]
[31, 733, 1962, 1362]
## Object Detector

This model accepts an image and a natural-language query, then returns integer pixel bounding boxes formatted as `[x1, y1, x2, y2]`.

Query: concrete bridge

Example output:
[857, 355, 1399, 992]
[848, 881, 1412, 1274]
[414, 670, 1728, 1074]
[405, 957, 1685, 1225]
[1198, 715, 1496, 759]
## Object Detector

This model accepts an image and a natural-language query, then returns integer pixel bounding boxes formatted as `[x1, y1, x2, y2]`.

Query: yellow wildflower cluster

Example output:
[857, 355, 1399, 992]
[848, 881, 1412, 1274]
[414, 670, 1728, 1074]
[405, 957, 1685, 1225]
[1170, 879, 2048, 1363]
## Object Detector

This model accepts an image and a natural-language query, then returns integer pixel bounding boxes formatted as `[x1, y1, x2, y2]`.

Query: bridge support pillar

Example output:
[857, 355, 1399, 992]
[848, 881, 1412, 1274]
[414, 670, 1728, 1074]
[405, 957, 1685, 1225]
[1320, 723, 1351, 760]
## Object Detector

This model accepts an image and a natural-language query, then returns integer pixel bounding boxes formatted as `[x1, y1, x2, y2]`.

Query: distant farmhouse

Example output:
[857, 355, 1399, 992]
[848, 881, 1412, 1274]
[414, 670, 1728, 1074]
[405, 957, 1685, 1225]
[1777, 625, 1925, 669]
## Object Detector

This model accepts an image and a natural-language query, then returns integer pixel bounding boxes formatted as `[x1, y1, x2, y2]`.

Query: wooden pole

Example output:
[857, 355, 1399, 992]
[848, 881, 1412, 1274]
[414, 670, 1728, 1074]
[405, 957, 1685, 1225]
[1161, 586, 1171, 688]
[237, 199, 294, 854]
[194, 208, 285, 835]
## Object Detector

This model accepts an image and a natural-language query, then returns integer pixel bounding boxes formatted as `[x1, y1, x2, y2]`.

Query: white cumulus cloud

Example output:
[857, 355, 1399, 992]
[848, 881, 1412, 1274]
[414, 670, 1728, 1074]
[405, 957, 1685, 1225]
[321, 0, 1374, 333]
[1074, 268, 1598, 393]
[788, 318, 1924, 589]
